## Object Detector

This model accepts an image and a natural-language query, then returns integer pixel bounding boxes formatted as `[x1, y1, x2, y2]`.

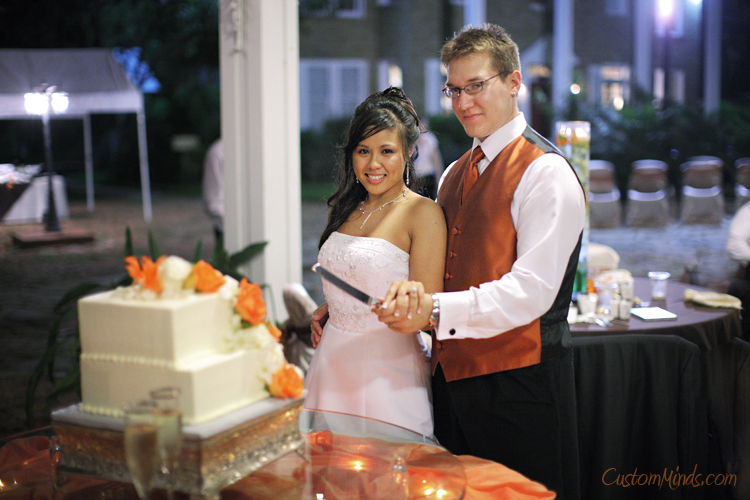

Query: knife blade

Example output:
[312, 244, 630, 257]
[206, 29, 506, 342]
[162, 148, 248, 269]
[312, 263, 381, 307]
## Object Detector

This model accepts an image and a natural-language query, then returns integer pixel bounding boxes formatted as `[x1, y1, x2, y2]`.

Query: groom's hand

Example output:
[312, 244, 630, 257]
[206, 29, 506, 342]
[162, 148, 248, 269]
[374, 280, 432, 334]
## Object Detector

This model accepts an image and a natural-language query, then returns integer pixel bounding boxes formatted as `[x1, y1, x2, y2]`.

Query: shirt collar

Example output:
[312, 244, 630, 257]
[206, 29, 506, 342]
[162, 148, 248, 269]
[471, 113, 527, 174]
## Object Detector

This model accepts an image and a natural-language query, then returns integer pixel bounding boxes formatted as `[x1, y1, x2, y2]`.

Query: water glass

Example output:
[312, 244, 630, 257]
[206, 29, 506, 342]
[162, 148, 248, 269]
[124, 401, 159, 500]
[648, 271, 671, 300]
[149, 387, 182, 500]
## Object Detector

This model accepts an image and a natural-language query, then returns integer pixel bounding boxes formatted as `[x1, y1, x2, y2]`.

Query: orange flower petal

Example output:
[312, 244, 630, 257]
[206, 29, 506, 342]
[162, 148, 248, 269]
[266, 321, 282, 341]
[235, 278, 266, 325]
[193, 260, 226, 293]
[141, 256, 166, 294]
[124, 256, 143, 282]
[269, 363, 304, 399]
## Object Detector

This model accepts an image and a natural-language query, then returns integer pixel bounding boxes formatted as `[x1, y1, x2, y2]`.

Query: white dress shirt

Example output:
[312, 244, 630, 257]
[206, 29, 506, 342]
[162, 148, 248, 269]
[435, 113, 585, 341]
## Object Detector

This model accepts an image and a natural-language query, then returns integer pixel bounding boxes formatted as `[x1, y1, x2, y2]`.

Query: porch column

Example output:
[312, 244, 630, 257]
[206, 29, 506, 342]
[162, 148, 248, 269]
[219, 0, 302, 322]
[552, 0, 574, 114]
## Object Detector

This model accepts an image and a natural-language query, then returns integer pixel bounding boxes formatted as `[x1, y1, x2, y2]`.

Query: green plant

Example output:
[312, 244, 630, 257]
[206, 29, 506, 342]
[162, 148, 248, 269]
[25, 227, 267, 428]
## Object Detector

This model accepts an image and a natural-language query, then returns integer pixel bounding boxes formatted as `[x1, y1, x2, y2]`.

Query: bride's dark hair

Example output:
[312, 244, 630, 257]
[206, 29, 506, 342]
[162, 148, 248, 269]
[319, 87, 423, 248]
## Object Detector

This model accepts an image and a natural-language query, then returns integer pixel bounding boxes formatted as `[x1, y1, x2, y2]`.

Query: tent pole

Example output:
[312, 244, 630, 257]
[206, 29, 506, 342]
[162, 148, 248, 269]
[83, 113, 95, 213]
[136, 110, 152, 223]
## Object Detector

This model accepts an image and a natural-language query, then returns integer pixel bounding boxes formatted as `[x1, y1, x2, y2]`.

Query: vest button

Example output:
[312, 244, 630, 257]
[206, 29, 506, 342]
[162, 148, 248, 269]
[451, 227, 460, 235]
[449, 328, 456, 335]
[450, 251, 457, 258]
[445, 272, 453, 280]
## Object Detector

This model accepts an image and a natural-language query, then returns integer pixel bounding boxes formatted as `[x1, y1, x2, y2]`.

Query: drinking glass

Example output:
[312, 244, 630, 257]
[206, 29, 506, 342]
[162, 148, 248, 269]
[150, 387, 182, 500]
[124, 401, 160, 500]
[648, 271, 671, 300]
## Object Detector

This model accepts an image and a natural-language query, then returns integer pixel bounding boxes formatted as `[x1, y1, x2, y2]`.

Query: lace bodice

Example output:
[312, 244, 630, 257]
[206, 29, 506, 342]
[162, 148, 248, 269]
[318, 232, 409, 333]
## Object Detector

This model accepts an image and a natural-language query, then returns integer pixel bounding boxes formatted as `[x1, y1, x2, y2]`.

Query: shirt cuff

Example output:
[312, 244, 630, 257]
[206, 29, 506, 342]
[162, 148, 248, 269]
[434, 289, 474, 341]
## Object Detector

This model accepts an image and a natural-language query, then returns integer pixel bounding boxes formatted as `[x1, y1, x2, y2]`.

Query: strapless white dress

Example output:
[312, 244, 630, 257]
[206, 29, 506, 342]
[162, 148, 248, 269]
[303, 232, 433, 438]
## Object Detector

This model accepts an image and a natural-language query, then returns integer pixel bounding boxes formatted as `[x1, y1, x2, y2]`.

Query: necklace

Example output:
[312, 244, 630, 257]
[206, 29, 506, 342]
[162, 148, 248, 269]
[358, 189, 408, 230]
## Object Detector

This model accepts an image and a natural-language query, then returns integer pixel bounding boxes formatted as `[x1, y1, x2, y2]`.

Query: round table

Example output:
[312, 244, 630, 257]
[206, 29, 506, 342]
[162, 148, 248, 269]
[570, 277, 742, 350]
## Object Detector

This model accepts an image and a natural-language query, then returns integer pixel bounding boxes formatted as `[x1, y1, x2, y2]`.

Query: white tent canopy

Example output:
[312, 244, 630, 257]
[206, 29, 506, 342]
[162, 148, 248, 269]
[0, 48, 152, 222]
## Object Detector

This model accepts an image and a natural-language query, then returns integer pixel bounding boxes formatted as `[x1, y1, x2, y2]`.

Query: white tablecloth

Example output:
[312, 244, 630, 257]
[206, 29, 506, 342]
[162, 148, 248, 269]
[2, 175, 69, 224]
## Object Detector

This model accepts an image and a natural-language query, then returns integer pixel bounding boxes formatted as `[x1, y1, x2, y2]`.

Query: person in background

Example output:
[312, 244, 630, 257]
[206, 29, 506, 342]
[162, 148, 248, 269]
[372, 24, 585, 498]
[726, 200, 750, 338]
[202, 138, 224, 243]
[414, 120, 444, 199]
[305, 87, 447, 438]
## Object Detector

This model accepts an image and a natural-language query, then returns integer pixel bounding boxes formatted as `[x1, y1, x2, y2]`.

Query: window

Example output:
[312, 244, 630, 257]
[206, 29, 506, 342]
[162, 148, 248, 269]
[299, 0, 366, 19]
[590, 64, 631, 109]
[300, 59, 369, 130]
[605, 0, 628, 17]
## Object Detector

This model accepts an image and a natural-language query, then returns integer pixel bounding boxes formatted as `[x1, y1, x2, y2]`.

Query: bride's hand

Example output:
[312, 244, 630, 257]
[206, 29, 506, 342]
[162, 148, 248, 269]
[374, 281, 431, 333]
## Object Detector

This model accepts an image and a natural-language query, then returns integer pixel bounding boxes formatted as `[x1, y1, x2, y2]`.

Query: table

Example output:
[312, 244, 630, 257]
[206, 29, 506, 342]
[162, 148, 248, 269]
[570, 278, 741, 350]
[1, 175, 69, 224]
[569, 279, 748, 500]
[0, 410, 556, 500]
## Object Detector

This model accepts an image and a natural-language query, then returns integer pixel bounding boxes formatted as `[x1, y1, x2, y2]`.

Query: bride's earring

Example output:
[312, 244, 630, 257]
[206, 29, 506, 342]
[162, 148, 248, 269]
[406, 166, 410, 186]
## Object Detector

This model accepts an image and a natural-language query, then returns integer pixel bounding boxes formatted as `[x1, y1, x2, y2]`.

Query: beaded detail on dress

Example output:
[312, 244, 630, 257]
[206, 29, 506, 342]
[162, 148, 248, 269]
[318, 232, 409, 333]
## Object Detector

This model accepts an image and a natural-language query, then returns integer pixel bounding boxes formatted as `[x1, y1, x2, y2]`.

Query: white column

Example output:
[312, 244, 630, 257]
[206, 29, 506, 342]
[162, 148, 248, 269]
[463, 0, 486, 27]
[703, 0, 722, 114]
[552, 0, 574, 113]
[634, 0, 654, 95]
[219, 0, 301, 323]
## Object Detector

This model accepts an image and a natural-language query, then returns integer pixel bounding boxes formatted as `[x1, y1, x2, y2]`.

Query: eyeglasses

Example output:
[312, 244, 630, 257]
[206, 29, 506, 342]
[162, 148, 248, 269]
[442, 72, 508, 99]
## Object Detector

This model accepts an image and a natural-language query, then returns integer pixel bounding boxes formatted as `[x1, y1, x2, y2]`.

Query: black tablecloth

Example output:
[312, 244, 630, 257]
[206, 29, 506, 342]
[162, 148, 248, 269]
[570, 280, 747, 499]
[574, 334, 707, 500]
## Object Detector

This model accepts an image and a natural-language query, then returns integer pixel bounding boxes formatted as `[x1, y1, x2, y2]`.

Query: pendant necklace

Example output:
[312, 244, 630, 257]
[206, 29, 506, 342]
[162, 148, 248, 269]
[358, 189, 408, 230]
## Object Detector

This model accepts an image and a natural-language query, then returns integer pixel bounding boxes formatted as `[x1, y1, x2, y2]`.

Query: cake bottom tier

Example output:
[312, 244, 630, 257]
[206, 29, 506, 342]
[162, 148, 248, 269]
[80, 349, 269, 425]
[52, 398, 304, 496]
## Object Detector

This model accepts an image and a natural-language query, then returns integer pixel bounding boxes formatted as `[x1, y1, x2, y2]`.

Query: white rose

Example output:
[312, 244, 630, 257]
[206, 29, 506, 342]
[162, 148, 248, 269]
[158, 256, 194, 296]
[219, 276, 239, 302]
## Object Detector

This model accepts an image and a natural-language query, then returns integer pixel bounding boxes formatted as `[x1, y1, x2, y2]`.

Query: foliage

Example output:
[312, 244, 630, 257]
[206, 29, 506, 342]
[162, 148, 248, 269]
[561, 98, 750, 200]
[300, 117, 350, 183]
[25, 227, 267, 428]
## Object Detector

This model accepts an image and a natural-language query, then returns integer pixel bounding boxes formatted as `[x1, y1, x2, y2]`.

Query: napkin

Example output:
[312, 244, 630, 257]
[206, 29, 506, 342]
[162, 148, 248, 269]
[683, 288, 742, 309]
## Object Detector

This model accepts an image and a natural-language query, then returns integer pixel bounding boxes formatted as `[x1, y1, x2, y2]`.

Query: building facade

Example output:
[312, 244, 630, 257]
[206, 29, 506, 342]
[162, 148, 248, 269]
[298, 0, 709, 136]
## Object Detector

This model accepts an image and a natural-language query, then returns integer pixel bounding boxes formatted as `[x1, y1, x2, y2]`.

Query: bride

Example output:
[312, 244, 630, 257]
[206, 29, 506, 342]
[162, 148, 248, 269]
[303, 87, 447, 438]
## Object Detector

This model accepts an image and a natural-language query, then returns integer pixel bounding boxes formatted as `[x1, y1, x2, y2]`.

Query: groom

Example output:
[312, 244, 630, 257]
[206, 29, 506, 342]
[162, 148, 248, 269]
[372, 24, 585, 499]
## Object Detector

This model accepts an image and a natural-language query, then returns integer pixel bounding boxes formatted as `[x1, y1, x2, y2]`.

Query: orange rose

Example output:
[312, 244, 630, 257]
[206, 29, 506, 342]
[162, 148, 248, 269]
[125, 256, 143, 282]
[266, 321, 282, 341]
[235, 278, 266, 325]
[193, 260, 226, 293]
[141, 256, 166, 294]
[269, 363, 304, 399]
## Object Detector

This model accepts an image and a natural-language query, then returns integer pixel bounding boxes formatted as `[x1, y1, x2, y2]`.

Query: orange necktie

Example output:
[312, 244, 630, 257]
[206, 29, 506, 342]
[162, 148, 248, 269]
[462, 146, 485, 202]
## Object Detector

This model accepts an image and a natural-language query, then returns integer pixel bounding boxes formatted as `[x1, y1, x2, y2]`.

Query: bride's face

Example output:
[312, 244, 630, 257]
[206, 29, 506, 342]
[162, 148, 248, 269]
[352, 126, 408, 200]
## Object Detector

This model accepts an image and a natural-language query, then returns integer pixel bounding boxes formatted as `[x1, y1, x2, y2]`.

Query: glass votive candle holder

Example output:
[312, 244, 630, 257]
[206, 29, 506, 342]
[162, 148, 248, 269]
[647, 271, 671, 300]
[594, 280, 619, 316]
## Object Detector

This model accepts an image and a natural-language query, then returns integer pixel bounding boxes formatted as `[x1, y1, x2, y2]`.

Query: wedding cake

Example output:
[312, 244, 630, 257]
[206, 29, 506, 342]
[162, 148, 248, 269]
[77, 255, 303, 425]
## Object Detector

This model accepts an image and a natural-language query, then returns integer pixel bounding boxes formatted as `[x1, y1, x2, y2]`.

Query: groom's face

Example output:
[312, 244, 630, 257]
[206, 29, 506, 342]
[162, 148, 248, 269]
[445, 52, 519, 142]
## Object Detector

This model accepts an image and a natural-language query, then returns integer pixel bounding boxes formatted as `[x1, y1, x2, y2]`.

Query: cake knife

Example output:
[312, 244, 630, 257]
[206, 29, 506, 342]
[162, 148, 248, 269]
[312, 263, 382, 307]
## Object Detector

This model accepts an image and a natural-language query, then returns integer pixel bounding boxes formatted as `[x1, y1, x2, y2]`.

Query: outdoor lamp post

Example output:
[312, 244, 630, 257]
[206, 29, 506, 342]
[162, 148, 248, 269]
[24, 84, 68, 232]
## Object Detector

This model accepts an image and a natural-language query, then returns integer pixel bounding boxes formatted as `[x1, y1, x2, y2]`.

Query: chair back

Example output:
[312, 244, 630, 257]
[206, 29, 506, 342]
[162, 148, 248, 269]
[629, 159, 668, 193]
[589, 160, 616, 194]
[680, 160, 722, 190]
